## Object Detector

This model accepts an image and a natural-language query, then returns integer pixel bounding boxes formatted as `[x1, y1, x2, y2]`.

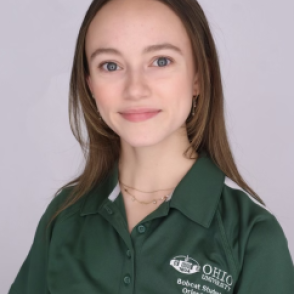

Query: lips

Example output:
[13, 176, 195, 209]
[119, 108, 161, 122]
[120, 108, 161, 114]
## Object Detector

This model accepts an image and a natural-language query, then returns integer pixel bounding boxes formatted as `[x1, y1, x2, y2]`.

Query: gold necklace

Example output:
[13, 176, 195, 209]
[119, 181, 173, 205]
[118, 178, 176, 193]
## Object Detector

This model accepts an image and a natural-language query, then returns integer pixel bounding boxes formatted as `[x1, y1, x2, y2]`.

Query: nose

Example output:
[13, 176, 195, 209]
[124, 68, 151, 101]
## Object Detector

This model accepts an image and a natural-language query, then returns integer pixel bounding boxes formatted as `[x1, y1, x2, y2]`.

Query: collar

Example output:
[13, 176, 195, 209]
[80, 151, 225, 228]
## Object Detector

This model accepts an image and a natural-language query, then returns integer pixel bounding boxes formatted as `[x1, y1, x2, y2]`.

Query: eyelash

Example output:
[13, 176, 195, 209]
[98, 56, 173, 72]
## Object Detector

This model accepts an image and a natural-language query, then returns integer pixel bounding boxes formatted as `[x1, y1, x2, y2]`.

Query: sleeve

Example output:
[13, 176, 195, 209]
[233, 215, 294, 293]
[8, 188, 71, 294]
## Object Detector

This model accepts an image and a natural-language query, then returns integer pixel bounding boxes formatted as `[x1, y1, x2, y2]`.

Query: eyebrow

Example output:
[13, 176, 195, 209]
[89, 43, 183, 61]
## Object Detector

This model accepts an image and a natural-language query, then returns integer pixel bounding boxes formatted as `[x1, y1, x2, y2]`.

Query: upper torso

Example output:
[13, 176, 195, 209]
[8, 153, 294, 294]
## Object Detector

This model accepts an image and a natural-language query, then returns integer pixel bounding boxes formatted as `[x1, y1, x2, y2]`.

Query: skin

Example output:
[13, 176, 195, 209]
[85, 0, 199, 231]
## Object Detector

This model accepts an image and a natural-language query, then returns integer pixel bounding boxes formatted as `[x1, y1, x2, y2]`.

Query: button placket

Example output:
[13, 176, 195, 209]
[100, 201, 135, 293]
[120, 250, 134, 292]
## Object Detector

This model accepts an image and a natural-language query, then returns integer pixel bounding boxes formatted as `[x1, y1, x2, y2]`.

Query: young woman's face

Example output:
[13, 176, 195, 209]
[85, 0, 199, 148]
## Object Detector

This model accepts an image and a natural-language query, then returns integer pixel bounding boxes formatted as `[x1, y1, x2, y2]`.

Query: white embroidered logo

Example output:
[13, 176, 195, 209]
[170, 255, 201, 275]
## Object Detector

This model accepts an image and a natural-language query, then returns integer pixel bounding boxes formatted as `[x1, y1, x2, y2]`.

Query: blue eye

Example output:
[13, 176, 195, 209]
[154, 57, 172, 67]
[98, 56, 172, 72]
[99, 61, 120, 72]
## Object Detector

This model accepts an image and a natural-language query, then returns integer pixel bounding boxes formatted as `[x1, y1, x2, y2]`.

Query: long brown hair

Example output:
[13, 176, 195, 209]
[46, 0, 265, 229]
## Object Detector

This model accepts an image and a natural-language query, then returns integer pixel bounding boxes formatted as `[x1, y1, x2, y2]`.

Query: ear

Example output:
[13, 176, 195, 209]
[86, 75, 93, 94]
[193, 72, 200, 96]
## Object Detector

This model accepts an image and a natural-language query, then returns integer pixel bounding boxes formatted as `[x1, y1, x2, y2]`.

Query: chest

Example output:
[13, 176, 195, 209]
[121, 192, 165, 234]
[47, 208, 237, 294]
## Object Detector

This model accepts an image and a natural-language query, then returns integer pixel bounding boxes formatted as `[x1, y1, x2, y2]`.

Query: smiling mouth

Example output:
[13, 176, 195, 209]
[120, 108, 161, 114]
[119, 110, 161, 122]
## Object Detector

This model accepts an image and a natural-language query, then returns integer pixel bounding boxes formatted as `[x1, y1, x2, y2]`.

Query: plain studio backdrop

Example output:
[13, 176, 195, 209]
[1, 0, 293, 292]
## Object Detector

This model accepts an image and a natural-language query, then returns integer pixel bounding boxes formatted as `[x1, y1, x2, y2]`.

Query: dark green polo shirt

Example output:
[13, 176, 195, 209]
[8, 152, 294, 294]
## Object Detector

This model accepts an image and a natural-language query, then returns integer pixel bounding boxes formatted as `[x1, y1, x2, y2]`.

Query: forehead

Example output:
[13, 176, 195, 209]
[85, 0, 192, 58]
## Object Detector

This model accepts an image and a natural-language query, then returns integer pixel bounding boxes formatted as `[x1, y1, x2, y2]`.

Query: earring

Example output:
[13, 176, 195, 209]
[192, 95, 199, 116]
[97, 109, 102, 121]
[91, 94, 102, 121]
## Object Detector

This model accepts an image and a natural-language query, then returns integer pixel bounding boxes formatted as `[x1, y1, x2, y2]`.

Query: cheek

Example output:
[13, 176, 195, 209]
[91, 83, 117, 110]
[167, 79, 193, 117]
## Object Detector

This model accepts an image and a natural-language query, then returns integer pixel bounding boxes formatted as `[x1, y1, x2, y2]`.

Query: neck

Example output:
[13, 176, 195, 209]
[118, 129, 198, 195]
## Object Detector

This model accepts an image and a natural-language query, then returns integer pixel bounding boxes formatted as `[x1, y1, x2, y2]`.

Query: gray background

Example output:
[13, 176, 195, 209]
[1, 0, 293, 292]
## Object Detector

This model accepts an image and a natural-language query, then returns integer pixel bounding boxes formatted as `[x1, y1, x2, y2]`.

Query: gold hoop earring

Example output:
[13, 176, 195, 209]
[192, 95, 199, 116]
[92, 95, 102, 121]
[96, 109, 102, 121]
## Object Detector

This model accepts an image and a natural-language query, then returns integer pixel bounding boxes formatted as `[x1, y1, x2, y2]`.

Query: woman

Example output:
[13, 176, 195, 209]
[8, 0, 294, 293]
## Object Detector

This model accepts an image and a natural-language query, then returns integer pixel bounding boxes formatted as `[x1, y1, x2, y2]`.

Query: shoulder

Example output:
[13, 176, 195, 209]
[44, 186, 74, 216]
[217, 176, 291, 269]
[217, 179, 294, 291]
[218, 176, 283, 237]
[41, 185, 85, 228]
[219, 176, 274, 224]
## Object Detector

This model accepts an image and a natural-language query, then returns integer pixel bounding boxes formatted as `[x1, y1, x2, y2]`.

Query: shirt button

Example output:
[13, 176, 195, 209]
[126, 249, 131, 258]
[123, 275, 131, 285]
[137, 225, 146, 233]
[105, 207, 113, 214]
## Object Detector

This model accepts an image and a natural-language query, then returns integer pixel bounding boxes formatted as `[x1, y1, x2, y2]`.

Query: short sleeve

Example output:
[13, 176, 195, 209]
[8, 188, 72, 294]
[234, 215, 294, 293]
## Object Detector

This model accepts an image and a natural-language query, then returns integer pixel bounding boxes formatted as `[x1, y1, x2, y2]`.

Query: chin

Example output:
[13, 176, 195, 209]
[120, 134, 167, 148]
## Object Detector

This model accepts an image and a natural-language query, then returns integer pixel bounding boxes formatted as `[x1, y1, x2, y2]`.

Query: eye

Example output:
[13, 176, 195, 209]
[98, 61, 121, 72]
[98, 56, 173, 72]
[152, 56, 173, 67]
